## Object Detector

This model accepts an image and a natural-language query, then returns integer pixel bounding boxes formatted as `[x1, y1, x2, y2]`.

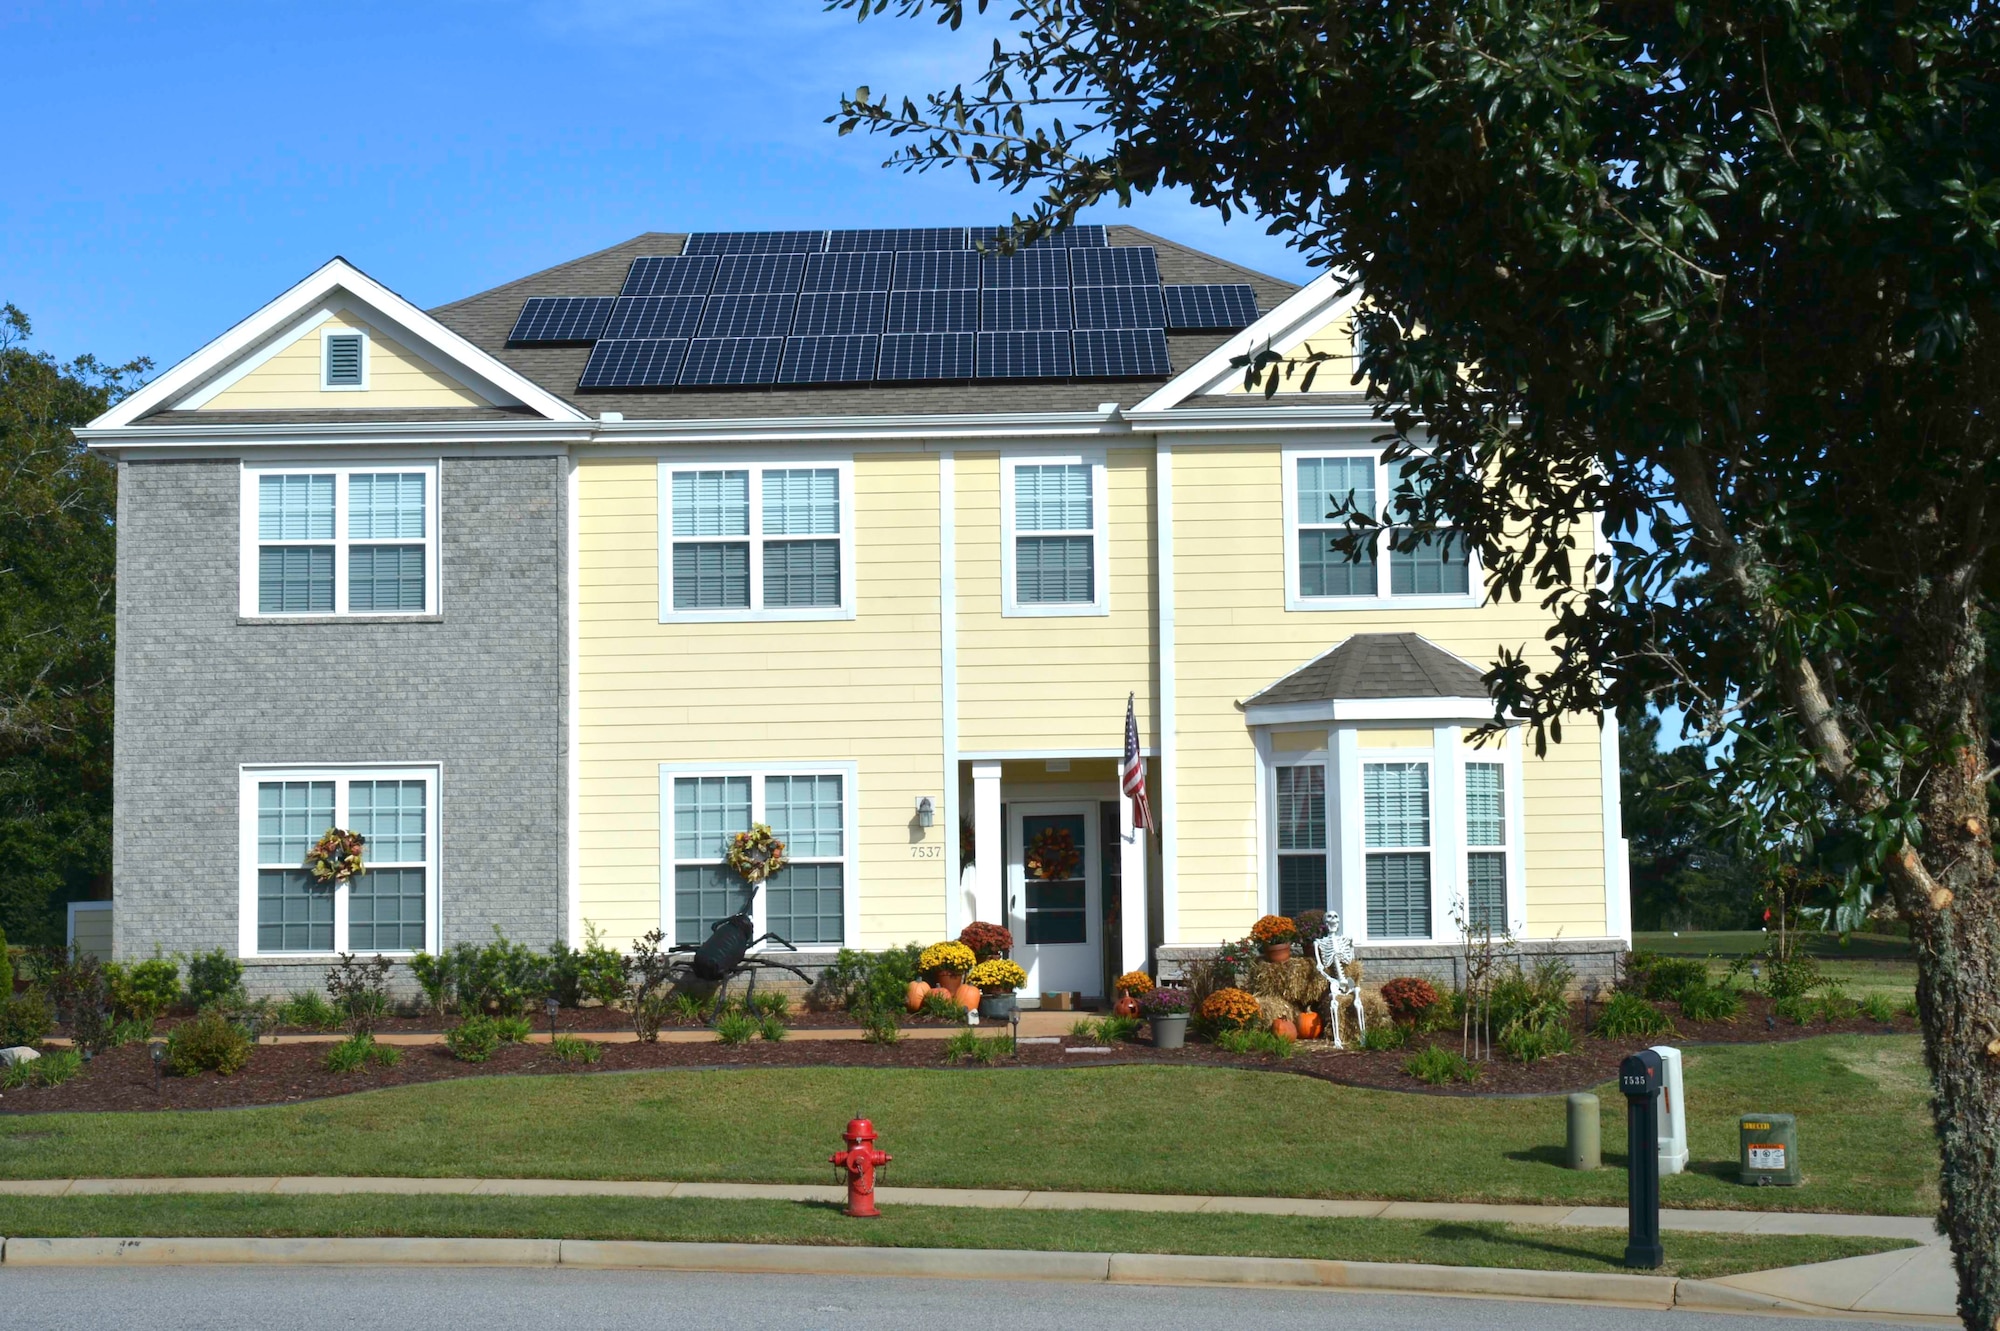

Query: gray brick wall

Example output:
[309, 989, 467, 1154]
[112, 454, 568, 995]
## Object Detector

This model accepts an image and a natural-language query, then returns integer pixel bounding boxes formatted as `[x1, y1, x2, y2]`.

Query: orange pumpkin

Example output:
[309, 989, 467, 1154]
[1113, 995, 1141, 1018]
[1271, 1017, 1299, 1041]
[1296, 1010, 1324, 1040]
[906, 980, 931, 1013]
[954, 983, 983, 1011]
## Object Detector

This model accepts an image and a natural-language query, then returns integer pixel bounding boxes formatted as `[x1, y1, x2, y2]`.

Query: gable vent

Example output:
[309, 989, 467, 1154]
[324, 333, 365, 387]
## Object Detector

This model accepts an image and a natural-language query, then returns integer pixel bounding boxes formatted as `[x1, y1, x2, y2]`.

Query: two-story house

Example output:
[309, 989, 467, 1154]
[83, 226, 1629, 1000]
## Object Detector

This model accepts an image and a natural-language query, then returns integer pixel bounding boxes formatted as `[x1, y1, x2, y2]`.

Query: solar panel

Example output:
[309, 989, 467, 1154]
[981, 249, 1071, 288]
[793, 291, 887, 336]
[697, 294, 798, 339]
[778, 335, 880, 384]
[827, 227, 968, 252]
[577, 338, 690, 389]
[683, 231, 826, 255]
[1073, 328, 1171, 378]
[978, 330, 1072, 380]
[508, 296, 615, 344]
[981, 288, 1072, 331]
[877, 332, 975, 381]
[802, 251, 894, 293]
[602, 295, 705, 340]
[886, 290, 978, 334]
[1071, 285, 1167, 331]
[970, 223, 1108, 248]
[712, 253, 809, 295]
[892, 250, 981, 290]
[1163, 283, 1260, 331]
[621, 255, 717, 297]
[1070, 246, 1160, 287]
[679, 337, 785, 386]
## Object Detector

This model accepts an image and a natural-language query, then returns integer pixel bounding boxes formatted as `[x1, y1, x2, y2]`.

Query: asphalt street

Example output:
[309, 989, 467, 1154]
[0, 1265, 1924, 1331]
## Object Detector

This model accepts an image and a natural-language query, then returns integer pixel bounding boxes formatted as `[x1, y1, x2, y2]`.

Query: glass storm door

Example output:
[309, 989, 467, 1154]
[1008, 805, 1102, 1000]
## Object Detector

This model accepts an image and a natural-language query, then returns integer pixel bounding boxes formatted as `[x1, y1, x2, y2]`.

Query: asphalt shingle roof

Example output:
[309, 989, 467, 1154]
[1247, 633, 1492, 706]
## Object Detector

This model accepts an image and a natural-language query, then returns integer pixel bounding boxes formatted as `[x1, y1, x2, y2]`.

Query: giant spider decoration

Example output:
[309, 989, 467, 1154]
[663, 883, 816, 1002]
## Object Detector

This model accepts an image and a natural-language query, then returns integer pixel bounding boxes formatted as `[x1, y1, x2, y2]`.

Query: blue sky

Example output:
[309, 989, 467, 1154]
[0, 0, 1313, 372]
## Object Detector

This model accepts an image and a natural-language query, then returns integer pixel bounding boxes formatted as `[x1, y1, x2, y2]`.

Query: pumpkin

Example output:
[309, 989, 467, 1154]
[954, 983, 983, 1011]
[1296, 1010, 1324, 1040]
[1113, 995, 1141, 1018]
[1271, 1017, 1299, 1041]
[906, 980, 931, 1013]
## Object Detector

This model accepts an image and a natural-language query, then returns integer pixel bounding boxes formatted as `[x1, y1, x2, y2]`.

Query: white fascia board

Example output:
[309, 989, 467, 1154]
[1131, 269, 1359, 413]
[1242, 697, 1508, 726]
[90, 257, 588, 430]
[587, 407, 1132, 446]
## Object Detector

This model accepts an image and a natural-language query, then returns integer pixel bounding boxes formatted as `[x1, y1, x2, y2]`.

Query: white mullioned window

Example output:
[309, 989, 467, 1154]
[237, 765, 438, 958]
[239, 461, 439, 618]
[1001, 451, 1110, 616]
[657, 460, 855, 622]
[1463, 760, 1509, 933]
[1362, 759, 1433, 939]
[1283, 446, 1476, 610]
[661, 764, 858, 948]
[1274, 762, 1329, 919]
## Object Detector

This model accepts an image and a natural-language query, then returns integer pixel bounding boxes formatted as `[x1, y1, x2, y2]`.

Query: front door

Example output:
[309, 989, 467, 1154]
[1008, 804, 1102, 1001]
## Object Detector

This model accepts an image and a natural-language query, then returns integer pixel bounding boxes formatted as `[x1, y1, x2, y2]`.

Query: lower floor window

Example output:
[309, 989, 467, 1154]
[669, 769, 847, 946]
[247, 768, 435, 955]
[1367, 852, 1432, 938]
[1466, 852, 1507, 933]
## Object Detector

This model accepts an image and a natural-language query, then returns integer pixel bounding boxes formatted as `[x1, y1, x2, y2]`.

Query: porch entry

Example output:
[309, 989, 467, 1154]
[1007, 803, 1103, 1001]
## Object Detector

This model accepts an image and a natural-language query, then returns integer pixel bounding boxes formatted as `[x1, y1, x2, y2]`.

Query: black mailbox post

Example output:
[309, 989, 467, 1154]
[1619, 1049, 1664, 1269]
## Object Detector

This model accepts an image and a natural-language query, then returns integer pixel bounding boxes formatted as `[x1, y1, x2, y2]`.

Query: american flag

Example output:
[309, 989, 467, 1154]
[1122, 692, 1156, 834]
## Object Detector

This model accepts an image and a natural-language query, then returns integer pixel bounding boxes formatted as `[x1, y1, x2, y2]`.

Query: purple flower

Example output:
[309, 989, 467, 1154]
[1140, 987, 1191, 1016]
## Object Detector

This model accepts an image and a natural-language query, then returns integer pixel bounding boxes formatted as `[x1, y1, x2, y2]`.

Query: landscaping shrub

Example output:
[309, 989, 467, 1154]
[1099, 1014, 1141, 1043]
[29, 1048, 82, 1087]
[277, 990, 343, 1031]
[106, 956, 181, 1024]
[1750, 951, 1826, 1001]
[1, 989, 55, 1049]
[1499, 1017, 1576, 1064]
[551, 1035, 602, 1065]
[817, 943, 925, 1024]
[714, 1010, 758, 1045]
[748, 990, 791, 1019]
[445, 1016, 502, 1063]
[1196, 986, 1262, 1033]
[1620, 951, 1709, 1001]
[919, 990, 964, 1021]
[163, 1012, 252, 1076]
[1676, 983, 1744, 1023]
[1359, 1020, 1406, 1051]
[451, 929, 547, 1017]
[670, 991, 712, 1025]
[1216, 1027, 1296, 1058]
[1487, 969, 1569, 1035]
[108, 1018, 153, 1048]
[325, 954, 393, 1036]
[322, 1034, 398, 1073]
[574, 924, 630, 1009]
[1404, 1044, 1479, 1085]
[623, 929, 676, 1042]
[860, 1012, 900, 1044]
[943, 1029, 1013, 1064]
[0, 925, 11, 995]
[185, 949, 245, 1012]
[40, 947, 112, 1053]
[0, 1057, 31, 1090]
[1860, 992, 1900, 1023]
[1778, 986, 1857, 1025]
[408, 950, 458, 1017]
[1379, 977, 1441, 1026]
[1175, 952, 1240, 1013]
[1593, 992, 1673, 1039]
[492, 1015, 534, 1044]
[758, 1013, 788, 1042]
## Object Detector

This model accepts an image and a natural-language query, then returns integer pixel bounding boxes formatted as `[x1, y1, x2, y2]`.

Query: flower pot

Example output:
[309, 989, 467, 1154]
[978, 991, 1017, 1021]
[932, 971, 962, 994]
[1150, 1012, 1189, 1049]
[1262, 943, 1293, 964]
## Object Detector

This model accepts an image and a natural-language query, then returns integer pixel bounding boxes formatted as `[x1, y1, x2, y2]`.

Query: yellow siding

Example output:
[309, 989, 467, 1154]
[577, 454, 947, 950]
[1172, 443, 1606, 942]
[201, 308, 488, 410]
[955, 449, 1159, 751]
[1359, 729, 1432, 749]
[1218, 312, 1359, 396]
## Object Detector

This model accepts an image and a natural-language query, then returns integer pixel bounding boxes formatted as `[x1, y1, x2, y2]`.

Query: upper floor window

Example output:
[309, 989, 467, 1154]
[1002, 452, 1109, 617]
[240, 462, 438, 618]
[1285, 448, 1476, 610]
[658, 461, 854, 622]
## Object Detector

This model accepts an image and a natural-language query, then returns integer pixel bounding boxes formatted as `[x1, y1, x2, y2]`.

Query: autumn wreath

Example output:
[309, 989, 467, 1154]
[308, 828, 366, 884]
[1025, 825, 1082, 881]
[726, 824, 788, 885]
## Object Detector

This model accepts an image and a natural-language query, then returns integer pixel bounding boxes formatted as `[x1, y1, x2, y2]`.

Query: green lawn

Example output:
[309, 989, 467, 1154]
[0, 1193, 1910, 1281]
[1634, 931, 1918, 1001]
[0, 1036, 1939, 1216]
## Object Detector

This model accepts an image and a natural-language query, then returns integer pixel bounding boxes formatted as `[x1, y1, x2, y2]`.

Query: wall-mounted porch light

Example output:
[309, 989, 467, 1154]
[916, 796, 936, 828]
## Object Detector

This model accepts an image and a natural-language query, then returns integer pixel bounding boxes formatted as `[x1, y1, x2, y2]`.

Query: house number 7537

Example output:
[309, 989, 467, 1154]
[910, 845, 942, 858]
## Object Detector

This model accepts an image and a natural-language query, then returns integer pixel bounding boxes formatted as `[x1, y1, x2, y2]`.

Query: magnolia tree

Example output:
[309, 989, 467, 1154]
[831, 1, 1999, 1319]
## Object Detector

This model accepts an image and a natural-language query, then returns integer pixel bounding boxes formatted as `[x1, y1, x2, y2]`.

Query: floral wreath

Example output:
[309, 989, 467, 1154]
[1025, 825, 1081, 881]
[308, 828, 366, 884]
[726, 823, 788, 885]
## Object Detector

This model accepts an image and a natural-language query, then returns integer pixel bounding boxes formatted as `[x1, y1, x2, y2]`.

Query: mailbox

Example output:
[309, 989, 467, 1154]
[1619, 1049, 1664, 1269]
[1739, 1113, 1801, 1186]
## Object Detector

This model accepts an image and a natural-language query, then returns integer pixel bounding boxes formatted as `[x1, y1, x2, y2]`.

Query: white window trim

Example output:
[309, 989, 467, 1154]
[657, 761, 861, 950]
[1280, 443, 1482, 612]
[1000, 449, 1111, 618]
[1254, 722, 1524, 944]
[236, 763, 441, 960]
[655, 457, 857, 624]
[238, 459, 441, 619]
[319, 326, 370, 392]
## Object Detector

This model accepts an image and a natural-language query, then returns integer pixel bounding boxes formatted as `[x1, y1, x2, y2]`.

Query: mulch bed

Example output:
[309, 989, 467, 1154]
[5, 993, 1918, 1115]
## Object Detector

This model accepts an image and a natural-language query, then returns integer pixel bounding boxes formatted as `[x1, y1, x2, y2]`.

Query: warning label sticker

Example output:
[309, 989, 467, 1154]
[1748, 1145, 1787, 1170]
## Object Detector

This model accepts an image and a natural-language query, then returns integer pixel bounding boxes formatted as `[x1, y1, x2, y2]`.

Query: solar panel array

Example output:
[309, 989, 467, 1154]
[509, 227, 1259, 389]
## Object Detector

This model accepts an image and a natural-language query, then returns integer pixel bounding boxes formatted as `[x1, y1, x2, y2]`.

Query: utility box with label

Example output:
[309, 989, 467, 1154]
[1650, 1045, 1688, 1175]
[1739, 1113, 1801, 1186]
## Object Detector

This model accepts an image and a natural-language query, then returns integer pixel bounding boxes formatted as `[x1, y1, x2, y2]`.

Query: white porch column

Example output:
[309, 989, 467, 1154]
[971, 761, 1004, 925]
[1119, 793, 1149, 976]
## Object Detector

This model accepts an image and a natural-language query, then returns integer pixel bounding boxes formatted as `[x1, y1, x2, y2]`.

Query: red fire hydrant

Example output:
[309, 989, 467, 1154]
[830, 1117, 891, 1218]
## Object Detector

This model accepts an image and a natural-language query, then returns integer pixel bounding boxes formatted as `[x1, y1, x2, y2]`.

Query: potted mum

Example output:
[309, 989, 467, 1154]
[1251, 914, 1300, 964]
[967, 958, 1027, 1020]
[958, 920, 1013, 962]
[918, 941, 976, 994]
[1139, 986, 1191, 1049]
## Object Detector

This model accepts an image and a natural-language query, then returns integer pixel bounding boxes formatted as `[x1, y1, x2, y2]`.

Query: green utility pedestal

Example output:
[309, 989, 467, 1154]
[1738, 1113, 1801, 1186]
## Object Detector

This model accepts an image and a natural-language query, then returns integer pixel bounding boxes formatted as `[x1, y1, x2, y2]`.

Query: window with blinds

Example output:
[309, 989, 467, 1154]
[668, 770, 847, 947]
[1275, 763, 1328, 918]
[1364, 761, 1432, 938]
[1464, 761, 1508, 933]
[1289, 451, 1475, 605]
[248, 768, 435, 955]
[1013, 462, 1095, 604]
[666, 465, 846, 617]
[249, 466, 433, 617]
